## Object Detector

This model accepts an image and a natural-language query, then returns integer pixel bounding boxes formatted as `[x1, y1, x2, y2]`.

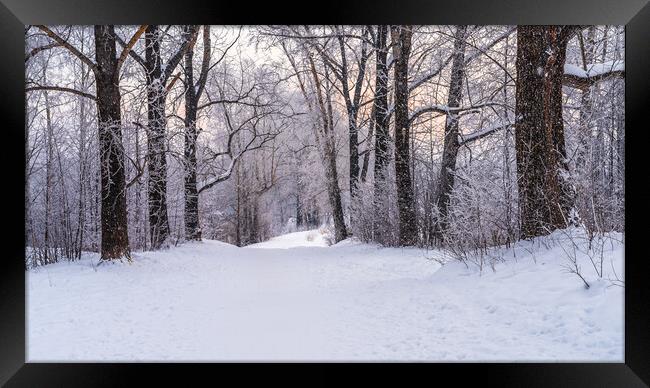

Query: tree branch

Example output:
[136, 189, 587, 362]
[409, 27, 517, 94]
[35, 25, 98, 74]
[115, 33, 145, 68]
[408, 101, 505, 126]
[163, 27, 199, 83]
[195, 25, 211, 100]
[563, 62, 625, 90]
[25, 42, 61, 63]
[25, 85, 96, 100]
[166, 73, 182, 92]
[116, 25, 148, 75]
[458, 122, 513, 146]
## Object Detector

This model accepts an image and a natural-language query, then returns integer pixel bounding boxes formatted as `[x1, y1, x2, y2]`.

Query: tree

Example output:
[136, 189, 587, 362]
[24, 25, 626, 262]
[275, 32, 350, 243]
[181, 26, 284, 241]
[391, 25, 417, 246]
[372, 25, 390, 240]
[307, 53, 349, 242]
[36, 25, 146, 260]
[119, 25, 197, 249]
[182, 25, 209, 241]
[276, 26, 372, 209]
[332, 27, 371, 201]
[514, 25, 576, 239]
[434, 25, 469, 241]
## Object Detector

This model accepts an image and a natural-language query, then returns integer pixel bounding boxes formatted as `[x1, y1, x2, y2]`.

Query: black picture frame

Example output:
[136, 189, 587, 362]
[1, 0, 648, 386]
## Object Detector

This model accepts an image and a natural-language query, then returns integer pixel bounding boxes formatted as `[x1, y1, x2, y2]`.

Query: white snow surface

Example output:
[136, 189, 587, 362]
[246, 229, 329, 249]
[564, 60, 625, 78]
[27, 228, 623, 361]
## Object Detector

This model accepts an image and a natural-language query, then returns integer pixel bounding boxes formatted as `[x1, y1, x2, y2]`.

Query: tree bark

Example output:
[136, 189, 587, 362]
[543, 26, 575, 226]
[183, 26, 201, 241]
[145, 25, 171, 249]
[44, 86, 53, 263]
[25, 29, 31, 253]
[373, 25, 390, 239]
[434, 25, 468, 241]
[34, 24, 144, 259]
[391, 25, 417, 246]
[75, 58, 90, 259]
[324, 133, 348, 243]
[514, 25, 573, 239]
[308, 53, 348, 242]
[324, 78, 348, 243]
[94, 25, 130, 260]
[336, 32, 368, 201]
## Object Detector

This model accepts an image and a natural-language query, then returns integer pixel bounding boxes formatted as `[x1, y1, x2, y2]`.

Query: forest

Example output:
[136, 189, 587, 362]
[24, 25, 625, 266]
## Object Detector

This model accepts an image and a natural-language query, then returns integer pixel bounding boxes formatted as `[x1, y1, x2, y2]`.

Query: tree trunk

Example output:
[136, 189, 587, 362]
[25, 54, 31, 254]
[576, 27, 595, 172]
[306, 53, 348, 243]
[183, 26, 201, 241]
[324, 136, 348, 242]
[348, 108, 359, 199]
[391, 25, 417, 246]
[94, 25, 130, 260]
[145, 25, 171, 249]
[44, 87, 53, 263]
[514, 25, 573, 239]
[295, 171, 303, 228]
[543, 25, 574, 226]
[334, 30, 368, 202]
[324, 85, 348, 243]
[373, 25, 390, 240]
[75, 61, 88, 260]
[434, 25, 468, 241]
[359, 102, 374, 184]
[235, 165, 242, 246]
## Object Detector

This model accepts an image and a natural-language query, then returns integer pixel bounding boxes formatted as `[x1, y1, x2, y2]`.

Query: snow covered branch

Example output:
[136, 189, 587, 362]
[408, 26, 516, 93]
[408, 102, 505, 126]
[563, 60, 625, 90]
[458, 122, 513, 146]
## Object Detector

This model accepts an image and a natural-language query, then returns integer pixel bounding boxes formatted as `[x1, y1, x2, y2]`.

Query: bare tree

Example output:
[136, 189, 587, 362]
[372, 25, 391, 241]
[391, 25, 417, 246]
[35, 25, 146, 260]
[434, 25, 469, 241]
[182, 25, 209, 241]
[118, 25, 197, 249]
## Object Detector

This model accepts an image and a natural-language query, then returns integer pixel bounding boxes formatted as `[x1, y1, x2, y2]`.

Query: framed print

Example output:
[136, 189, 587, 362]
[1, 0, 649, 386]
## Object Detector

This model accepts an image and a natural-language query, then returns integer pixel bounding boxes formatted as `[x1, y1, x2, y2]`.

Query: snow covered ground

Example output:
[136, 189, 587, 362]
[246, 229, 329, 249]
[26, 228, 624, 361]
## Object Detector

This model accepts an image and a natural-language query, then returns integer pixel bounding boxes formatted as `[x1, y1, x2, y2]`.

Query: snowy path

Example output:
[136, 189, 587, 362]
[27, 229, 623, 361]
